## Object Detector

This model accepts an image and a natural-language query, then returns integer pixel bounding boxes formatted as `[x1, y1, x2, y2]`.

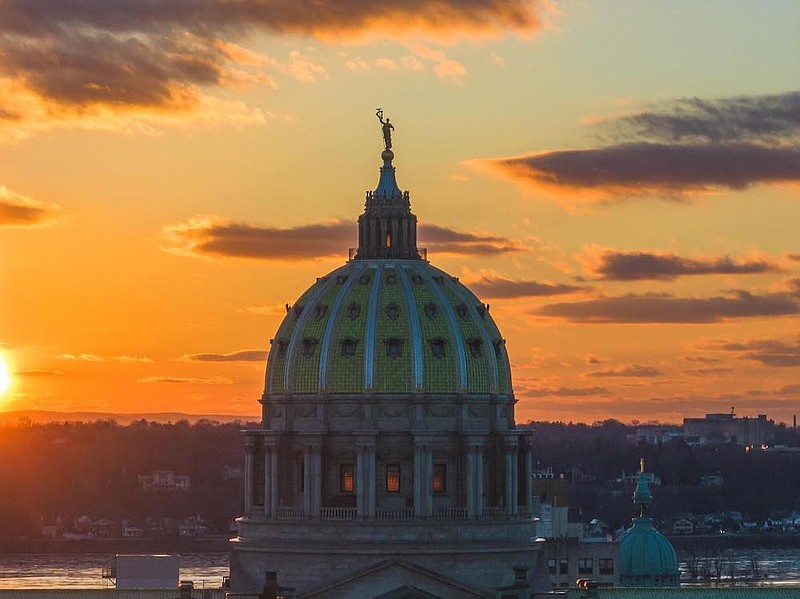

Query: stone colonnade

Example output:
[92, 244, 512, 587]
[243, 431, 535, 520]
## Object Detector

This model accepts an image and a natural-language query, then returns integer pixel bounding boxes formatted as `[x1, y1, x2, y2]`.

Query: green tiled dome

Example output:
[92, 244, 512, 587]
[618, 518, 680, 587]
[265, 259, 512, 398]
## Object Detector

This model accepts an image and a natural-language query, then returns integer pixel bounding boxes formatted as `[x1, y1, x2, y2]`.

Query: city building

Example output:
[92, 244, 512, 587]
[534, 471, 619, 590]
[230, 121, 543, 598]
[137, 471, 191, 492]
[683, 410, 774, 446]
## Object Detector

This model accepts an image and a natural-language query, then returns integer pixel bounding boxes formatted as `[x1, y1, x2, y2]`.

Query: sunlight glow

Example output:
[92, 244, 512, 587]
[0, 356, 11, 397]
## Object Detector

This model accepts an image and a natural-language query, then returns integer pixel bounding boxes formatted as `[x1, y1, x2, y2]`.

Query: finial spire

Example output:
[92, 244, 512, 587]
[376, 108, 394, 151]
[633, 458, 653, 518]
[354, 111, 420, 260]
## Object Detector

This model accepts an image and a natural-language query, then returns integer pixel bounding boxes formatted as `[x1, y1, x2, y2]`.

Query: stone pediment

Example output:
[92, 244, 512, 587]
[302, 558, 490, 599]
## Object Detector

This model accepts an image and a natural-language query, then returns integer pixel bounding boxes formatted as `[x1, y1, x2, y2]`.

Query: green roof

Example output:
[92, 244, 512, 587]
[618, 517, 680, 587]
[566, 587, 800, 599]
[264, 259, 513, 398]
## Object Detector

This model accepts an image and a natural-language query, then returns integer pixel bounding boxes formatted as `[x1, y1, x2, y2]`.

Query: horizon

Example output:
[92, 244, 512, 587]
[2, 1, 799, 423]
[0, 407, 794, 429]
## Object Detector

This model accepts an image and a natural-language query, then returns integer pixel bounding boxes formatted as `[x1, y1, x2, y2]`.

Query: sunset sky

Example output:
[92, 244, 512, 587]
[1, 0, 799, 424]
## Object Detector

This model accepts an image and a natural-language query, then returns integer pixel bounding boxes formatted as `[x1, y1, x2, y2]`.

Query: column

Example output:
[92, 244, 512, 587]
[270, 442, 279, 517]
[524, 437, 534, 516]
[263, 444, 272, 518]
[356, 446, 365, 518]
[504, 437, 518, 517]
[511, 446, 519, 517]
[475, 445, 484, 516]
[425, 446, 433, 516]
[303, 448, 312, 517]
[244, 436, 255, 518]
[311, 444, 322, 518]
[413, 445, 422, 518]
[465, 446, 476, 518]
[367, 446, 376, 517]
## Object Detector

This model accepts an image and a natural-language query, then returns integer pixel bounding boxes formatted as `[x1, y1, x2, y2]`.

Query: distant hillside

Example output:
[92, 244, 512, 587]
[0, 409, 259, 425]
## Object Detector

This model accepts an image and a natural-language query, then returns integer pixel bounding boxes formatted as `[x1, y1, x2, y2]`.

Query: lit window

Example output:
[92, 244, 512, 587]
[432, 463, 447, 493]
[340, 464, 354, 493]
[386, 465, 400, 493]
[578, 558, 593, 575]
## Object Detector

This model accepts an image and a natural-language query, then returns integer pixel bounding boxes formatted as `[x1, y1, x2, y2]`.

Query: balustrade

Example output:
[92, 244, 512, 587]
[320, 507, 358, 521]
[265, 505, 511, 522]
[481, 506, 509, 519]
[374, 508, 415, 521]
[276, 507, 305, 520]
[433, 507, 467, 521]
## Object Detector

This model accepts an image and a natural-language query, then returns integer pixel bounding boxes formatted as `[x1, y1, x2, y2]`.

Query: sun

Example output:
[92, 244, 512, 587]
[0, 356, 11, 397]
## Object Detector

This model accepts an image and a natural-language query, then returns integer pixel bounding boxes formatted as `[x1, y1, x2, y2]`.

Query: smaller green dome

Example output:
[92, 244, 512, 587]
[619, 467, 679, 587]
[619, 517, 680, 587]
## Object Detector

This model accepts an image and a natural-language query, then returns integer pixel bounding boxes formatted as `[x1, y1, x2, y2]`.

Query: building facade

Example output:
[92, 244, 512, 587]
[230, 127, 542, 598]
[683, 411, 774, 446]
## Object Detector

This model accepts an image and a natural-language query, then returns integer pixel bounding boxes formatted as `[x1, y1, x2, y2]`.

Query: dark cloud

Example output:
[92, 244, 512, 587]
[0, 187, 60, 227]
[683, 356, 721, 363]
[467, 276, 583, 299]
[0, 0, 540, 116]
[418, 224, 526, 255]
[683, 368, 733, 378]
[183, 350, 267, 362]
[138, 375, 233, 384]
[708, 338, 800, 367]
[484, 142, 800, 196]
[586, 364, 661, 378]
[164, 217, 352, 260]
[473, 90, 800, 200]
[591, 250, 777, 281]
[535, 289, 799, 324]
[607, 91, 800, 145]
[788, 253, 800, 262]
[523, 386, 610, 398]
[16, 369, 65, 377]
[163, 216, 523, 260]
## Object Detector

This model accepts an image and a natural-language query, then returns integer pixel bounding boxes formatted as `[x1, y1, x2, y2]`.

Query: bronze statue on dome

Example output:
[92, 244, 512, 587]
[376, 108, 394, 150]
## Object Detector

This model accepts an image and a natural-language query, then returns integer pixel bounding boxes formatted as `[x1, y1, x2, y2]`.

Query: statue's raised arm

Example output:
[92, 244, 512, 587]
[376, 108, 394, 150]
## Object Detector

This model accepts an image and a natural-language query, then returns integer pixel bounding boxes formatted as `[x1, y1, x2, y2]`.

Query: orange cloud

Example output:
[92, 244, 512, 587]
[0, 0, 542, 137]
[0, 185, 60, 227]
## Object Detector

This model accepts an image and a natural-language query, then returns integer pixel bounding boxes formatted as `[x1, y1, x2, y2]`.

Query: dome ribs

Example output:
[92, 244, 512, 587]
[374, 266, 412, 394]
[362, 263, 384, 392]
[327, 267, 372, 394]
[437, 267, 498, 395]
[396, 264, 424, 393]
[409, 264, 464, 394]
[292, 280, 342, 394]
[318, 262, 367, 395]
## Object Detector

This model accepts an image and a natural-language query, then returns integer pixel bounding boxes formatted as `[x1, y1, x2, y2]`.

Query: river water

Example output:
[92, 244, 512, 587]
[0, 553, 229, 589]
[0, 547, 798, 589]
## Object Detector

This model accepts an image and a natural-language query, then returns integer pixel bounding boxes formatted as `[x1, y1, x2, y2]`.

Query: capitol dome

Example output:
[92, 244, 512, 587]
[231, 116, 541, 598]
[265, 146, 511, 400]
